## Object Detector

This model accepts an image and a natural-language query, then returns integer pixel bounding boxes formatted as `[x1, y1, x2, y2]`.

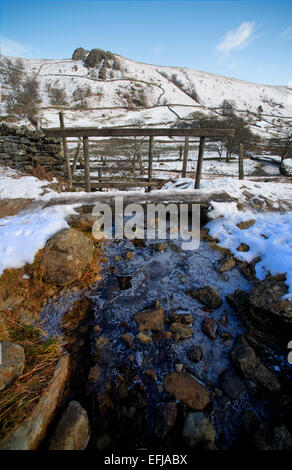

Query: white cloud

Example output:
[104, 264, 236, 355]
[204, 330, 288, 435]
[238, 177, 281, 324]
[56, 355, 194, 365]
[282, 26, 292, 39]
[0, 37, 31, 57]
[217, 21, 256, 54]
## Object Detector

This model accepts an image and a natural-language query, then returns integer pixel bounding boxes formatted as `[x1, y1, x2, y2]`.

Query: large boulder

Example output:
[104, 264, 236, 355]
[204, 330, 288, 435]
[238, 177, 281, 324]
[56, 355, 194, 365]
[41, 229, 94, 285]
[164, 372, 210, 410]
[0, 342, 25, 391]
[183, 412, 216, 449]
[49, 401, 90, 450]
[230, 343, 281, 392]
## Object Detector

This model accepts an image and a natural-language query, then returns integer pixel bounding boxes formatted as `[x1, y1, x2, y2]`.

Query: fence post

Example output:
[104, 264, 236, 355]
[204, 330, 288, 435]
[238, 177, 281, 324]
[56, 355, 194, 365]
[83, 136, 91, 192]
[58, 111, 72, 187]
[194, 136, 206, 189]
[98, 167, 102, 192]
[239, 143, 244, 180]
[147, 135, 154, 192]
[71, 139, 82, 176]
[181, 137, 189, 178]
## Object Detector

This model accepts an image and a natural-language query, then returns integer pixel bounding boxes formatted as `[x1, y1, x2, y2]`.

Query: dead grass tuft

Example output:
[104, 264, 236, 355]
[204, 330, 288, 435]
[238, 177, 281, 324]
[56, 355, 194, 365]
[0, 320, 62, 440]
[32, 163, 54, 182]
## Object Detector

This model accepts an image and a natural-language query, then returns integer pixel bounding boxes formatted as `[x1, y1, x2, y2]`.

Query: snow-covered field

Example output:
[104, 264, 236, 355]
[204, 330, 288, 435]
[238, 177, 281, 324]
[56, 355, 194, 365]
[1, 53, 292, 134]
[153, 154, 260, 177]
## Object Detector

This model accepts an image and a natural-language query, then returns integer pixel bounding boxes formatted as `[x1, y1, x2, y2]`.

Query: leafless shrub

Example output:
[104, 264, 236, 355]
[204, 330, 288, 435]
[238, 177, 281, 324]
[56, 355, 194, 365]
[6, 75, 41, 121]
[1, 58, 25, 89]
[269, 125, 292, 163]
[72, 85, 92, 107]
[48, 86, 68, 106]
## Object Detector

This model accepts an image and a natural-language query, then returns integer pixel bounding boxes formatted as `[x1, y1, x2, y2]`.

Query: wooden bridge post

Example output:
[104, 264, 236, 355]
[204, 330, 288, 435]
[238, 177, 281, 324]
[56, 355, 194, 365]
[181, 137, 189, 178]
[58, 111, 72, 187]
[83, 136, 91, 192]
[239, 143, 244, 180]
[147, 135, 154, 192]
[194, 136, 206, 189]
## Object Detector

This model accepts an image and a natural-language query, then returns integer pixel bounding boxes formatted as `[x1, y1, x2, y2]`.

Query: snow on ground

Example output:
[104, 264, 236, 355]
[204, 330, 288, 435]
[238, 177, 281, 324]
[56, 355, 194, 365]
[1, 168, 292, 290]
[154, 156, 260, 176]
[0, 205, 75, 275]
[206, 202, 292, 299]
[161, 177, 292, 207]
[0, 171, 56, 199]
[283, 158, 292, 175]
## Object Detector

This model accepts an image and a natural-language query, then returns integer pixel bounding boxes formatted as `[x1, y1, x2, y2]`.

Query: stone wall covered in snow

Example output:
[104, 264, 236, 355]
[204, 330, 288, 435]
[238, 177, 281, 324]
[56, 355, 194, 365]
[0, 124, 65, 177]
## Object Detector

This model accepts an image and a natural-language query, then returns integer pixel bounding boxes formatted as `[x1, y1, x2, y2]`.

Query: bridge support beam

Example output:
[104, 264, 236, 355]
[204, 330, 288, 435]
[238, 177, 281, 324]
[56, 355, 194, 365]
[59, 111, 72, 188]
[83, 136, 91, 192]
[181, 137, 189, 178]
[147, 135, 154, 192]
[195, 136, 206, 189]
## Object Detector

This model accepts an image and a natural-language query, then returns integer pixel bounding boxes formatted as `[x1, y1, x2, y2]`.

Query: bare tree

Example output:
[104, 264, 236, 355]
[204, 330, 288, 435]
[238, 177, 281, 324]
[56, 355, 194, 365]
[209, 140, 225, 160]
[1, 58, 25, 89]
[72, 85, 92, 108]
[126, 119, 147, 176]
[6, 75, 41, 122]
[48, 85, 68, 106]
[269, 124, 292, 163]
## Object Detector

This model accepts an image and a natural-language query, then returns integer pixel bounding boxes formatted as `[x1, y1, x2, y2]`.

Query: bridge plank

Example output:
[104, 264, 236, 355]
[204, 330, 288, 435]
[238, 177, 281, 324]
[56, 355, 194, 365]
[43, 127, 235, 138]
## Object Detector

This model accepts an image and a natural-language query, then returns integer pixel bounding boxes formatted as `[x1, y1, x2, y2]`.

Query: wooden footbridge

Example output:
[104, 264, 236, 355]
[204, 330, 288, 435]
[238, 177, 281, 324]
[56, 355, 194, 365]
[43, 113, 238, 192]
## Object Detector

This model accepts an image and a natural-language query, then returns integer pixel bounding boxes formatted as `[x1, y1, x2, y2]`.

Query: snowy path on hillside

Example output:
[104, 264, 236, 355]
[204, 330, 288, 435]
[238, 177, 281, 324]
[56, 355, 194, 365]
[2, 55, 292, 132]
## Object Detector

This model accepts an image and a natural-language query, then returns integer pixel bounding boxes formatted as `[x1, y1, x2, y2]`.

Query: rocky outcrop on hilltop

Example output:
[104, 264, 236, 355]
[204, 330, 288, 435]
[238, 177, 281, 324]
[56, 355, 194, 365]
[72, 47, 88, 61]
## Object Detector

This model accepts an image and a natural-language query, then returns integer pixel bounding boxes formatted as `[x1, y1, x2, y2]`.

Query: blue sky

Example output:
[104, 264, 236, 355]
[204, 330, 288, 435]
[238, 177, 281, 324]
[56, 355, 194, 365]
[1, 0, 292, 86]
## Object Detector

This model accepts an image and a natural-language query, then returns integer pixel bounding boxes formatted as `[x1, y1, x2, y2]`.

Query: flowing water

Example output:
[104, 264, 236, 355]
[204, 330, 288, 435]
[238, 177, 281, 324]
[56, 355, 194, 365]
[41, 231, 290, 449]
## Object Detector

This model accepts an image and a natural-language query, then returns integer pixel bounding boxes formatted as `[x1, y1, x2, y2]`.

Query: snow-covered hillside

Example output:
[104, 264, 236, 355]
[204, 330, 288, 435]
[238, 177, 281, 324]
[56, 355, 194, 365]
[1, 50, 292, 133]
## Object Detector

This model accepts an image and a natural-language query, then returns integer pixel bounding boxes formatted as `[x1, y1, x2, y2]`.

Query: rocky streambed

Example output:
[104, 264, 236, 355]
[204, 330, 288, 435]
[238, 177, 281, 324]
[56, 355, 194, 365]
[36, 224, 292, 451]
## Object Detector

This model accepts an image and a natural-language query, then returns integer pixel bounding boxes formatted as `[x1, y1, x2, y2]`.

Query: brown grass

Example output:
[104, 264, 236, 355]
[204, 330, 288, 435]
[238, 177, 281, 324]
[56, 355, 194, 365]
[0, 320, 62, 440]
[0, 226, 105, 440]
[32, 163, 54, 182]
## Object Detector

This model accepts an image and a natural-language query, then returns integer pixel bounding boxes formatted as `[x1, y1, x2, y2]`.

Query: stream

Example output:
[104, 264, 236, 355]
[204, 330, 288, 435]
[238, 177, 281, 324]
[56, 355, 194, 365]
[40, 226, 288, 450]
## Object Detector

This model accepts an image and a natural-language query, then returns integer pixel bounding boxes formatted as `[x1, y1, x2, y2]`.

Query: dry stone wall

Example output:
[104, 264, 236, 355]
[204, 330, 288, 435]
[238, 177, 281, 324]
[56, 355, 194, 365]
[0, 123, 65, 177]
